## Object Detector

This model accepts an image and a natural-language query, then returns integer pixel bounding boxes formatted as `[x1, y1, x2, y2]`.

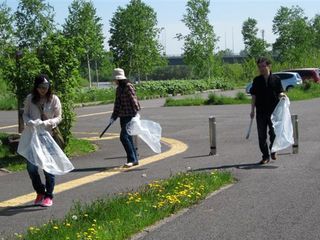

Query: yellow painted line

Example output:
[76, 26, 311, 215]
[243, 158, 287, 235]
[0, 124, 18, 130]
[0, 137, 188, 208]
[77, 111, 112, 118]
[81, 135, 119, 141]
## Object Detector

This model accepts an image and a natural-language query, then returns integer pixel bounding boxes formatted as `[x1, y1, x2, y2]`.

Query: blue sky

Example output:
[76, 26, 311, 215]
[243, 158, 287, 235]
[4, 0, 320, 55]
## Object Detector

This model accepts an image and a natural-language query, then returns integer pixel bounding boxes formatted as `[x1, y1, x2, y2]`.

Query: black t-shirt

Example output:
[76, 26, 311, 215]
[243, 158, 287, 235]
[250, 73, 283, 114]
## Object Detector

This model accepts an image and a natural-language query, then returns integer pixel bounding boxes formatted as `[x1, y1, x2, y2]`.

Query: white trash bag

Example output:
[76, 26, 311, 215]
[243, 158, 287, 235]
[126, 114, 162, 153]
[18, 126, 74, 175]
[271, 96, 294, 152]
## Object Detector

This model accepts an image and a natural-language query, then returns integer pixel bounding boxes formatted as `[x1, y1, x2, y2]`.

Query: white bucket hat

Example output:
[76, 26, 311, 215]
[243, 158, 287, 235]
[112, 68, 127, 80]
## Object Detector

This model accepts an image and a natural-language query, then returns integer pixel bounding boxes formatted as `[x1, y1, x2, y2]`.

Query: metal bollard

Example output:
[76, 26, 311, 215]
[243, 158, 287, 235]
[133, 135, 139, 157]
[209, 116, 216, 155]
[291, 115, 299, 154]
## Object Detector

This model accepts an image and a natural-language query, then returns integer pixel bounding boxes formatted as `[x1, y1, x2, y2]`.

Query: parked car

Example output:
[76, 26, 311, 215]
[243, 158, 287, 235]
[245, 72, 303, 94]
[283, 68, 320, 83]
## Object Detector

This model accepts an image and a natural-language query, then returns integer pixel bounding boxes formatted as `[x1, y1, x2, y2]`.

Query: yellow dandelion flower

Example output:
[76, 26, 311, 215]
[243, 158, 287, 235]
[53, 226, 59, 230]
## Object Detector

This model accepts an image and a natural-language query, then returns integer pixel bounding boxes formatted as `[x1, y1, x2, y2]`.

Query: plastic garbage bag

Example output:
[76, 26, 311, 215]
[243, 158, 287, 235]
[271, 96, 294, 152]
[126, 114, 162, 153]
[18, 126, 74, 175]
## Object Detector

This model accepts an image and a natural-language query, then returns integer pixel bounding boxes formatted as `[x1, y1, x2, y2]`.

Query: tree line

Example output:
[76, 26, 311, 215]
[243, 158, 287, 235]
[1, 0, 319, 141]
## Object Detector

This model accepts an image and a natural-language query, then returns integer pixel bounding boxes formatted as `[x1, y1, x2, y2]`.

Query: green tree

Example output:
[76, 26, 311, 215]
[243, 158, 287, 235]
[0, 2, 14, 56]
[4, 49, 42, 132]
[109, 0, 166, 82]
[38, 32, 81, 143]
[177, 0, 217, 79]
[63, 0, 105, 87]
[242, 18, 269, 59]
[0, 2, 15, 90]
[15, 0, 55, 49]
[272, 6, 314, 65]
[312, 14, 320, 49]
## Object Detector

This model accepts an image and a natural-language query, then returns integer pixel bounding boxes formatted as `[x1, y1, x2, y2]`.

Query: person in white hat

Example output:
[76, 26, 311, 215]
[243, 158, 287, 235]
[109, 68, 141, 167]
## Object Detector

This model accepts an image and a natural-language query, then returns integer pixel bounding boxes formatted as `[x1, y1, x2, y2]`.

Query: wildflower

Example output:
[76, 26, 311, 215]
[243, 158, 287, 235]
[53, 226, 59, 230]
[72, 215, 78, 220]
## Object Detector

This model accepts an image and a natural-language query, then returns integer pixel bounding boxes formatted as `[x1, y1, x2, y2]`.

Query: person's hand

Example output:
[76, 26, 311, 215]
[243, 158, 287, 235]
[279, 92, 286, 99]
[33, 119, 44, 127]
[26, 120, 36, 127]
[108, 117, 115, 125]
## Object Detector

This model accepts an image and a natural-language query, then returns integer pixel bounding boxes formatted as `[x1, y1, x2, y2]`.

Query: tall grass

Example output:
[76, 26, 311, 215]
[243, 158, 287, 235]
[165, 92, 251, 107]
[19, 171, 233, 240]
[287, 82, 320, 100]
[0, 93, 17, 110]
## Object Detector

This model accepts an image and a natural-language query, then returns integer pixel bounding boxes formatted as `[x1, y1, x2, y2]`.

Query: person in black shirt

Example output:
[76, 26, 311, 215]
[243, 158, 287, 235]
[250, 57, 285, 164]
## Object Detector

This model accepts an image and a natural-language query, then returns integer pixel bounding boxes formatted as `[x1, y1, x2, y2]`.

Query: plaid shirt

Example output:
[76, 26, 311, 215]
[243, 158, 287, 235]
[111, 82, 141, 119]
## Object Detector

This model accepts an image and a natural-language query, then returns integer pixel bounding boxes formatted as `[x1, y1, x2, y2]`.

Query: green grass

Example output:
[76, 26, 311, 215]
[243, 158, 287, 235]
[18, 171, 233, 240]
[64, 137, 97, 157]
[165, 96, 205, 106]
[0, 133, 26, 172]
[0, 93, 17, 110]
[0, 135, 97, 172]
[165, 92, 251, 107]
[287, 82, 320, 101]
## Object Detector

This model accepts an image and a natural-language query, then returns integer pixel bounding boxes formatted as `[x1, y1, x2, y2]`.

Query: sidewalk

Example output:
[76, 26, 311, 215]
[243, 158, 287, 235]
[1, 95, 320, 240]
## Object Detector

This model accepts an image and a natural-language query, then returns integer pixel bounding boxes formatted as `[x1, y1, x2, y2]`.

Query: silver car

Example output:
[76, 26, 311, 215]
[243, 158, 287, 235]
[245, 72, 303, 94]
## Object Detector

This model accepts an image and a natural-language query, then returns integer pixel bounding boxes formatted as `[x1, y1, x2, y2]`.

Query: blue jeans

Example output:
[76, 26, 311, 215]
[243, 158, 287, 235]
[120, 116, 138, 163]
[26, 161, 55, 199]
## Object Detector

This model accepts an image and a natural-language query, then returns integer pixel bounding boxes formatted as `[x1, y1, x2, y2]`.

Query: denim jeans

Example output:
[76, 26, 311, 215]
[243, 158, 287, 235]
[26, 161, 55, 199]
[120, 116, 138, 163]
[256, 112, 276, 160]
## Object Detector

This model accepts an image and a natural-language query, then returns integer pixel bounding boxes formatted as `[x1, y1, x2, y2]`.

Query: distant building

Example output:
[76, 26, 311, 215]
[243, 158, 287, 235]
[167, 55, 246, 65]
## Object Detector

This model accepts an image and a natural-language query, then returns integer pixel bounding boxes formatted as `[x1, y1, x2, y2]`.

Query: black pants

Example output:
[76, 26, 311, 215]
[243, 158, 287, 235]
[256, 112, 276, 160]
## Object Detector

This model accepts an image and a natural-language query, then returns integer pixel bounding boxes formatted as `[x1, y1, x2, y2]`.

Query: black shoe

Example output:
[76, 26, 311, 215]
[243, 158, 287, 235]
[271, 153, 277, 160]
[259, 158, 270, 164]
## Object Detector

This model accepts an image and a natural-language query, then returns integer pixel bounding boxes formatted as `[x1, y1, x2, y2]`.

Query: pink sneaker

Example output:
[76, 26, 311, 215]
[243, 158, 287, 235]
[41, 197, 53, 207]
[34, 194, 44, 205]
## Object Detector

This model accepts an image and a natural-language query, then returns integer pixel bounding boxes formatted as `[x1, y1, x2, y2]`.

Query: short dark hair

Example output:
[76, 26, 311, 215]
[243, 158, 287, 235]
[256, 57, 272, 65]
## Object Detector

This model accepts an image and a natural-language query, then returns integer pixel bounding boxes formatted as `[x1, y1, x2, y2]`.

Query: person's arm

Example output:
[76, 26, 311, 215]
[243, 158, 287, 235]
[22, 95, 33, 124]
[127, 84, 140, 112]
[111, 87, 120, 120]
[275, 75, 285, 98]
[41, 95, 62, 128]
[250, 95, 256, 119]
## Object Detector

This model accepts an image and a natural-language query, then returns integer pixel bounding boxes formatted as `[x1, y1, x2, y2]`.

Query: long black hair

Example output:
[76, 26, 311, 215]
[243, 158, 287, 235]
[31, 74, 53, 104]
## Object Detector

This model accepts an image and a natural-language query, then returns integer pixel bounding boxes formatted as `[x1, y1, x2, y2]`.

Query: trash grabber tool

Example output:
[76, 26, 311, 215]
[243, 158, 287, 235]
[99, 122, 112, 138]
[246, 118, 253, 139]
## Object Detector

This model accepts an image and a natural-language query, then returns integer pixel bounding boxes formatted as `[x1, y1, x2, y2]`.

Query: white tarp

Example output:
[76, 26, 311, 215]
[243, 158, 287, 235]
[271, 96, 294, 152]
[126, 114, 162, 153]
[18, 126, 74, 175]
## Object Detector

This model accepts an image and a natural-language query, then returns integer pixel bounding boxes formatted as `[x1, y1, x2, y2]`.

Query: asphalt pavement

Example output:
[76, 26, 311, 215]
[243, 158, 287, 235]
[1, 92, 320, 239]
